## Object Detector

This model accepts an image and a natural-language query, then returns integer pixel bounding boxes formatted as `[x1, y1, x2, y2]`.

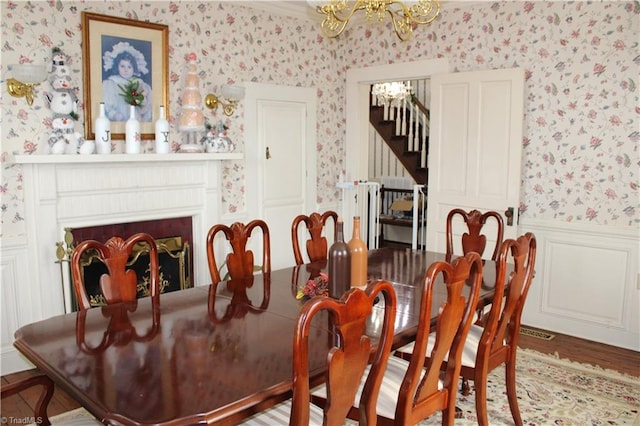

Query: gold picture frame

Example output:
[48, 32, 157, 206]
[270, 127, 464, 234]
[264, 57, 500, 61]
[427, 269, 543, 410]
[82, 12, 168, 141]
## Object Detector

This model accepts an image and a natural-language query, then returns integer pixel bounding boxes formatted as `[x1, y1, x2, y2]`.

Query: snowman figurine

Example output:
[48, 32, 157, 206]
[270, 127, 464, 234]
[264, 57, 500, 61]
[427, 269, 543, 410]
[47, 116, 75, 154]
[45, 47, 80, 154]
[47, 75, 76, 117]
[203, 121, 234, 153]
[51, 49, 70, 78]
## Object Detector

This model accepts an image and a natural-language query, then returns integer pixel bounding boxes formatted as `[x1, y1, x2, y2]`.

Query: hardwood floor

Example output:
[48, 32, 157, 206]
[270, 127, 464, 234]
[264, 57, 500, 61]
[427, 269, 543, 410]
[517, 325, 639, 377]
[1, 369, 82, 421]
[1, 326, 638, 421]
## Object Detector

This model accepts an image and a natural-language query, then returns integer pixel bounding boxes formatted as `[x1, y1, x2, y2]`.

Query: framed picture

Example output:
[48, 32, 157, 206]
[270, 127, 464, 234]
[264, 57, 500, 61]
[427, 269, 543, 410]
[82, 12, 168, 141]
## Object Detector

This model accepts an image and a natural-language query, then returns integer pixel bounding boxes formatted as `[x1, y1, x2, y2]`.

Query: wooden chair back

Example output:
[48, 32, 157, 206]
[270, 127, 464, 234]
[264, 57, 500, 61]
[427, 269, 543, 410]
[446, 209, 504, 261]
[461, 232, 537, 425]
[395, 252, 483, 425]
[484, 232, 537, 361]
[291, 211, 338, 265]
[1, 375, 55, 426]
[71, 232, 159, 310]
[292, 280, 396, 426]
[206, 220, 271, 285]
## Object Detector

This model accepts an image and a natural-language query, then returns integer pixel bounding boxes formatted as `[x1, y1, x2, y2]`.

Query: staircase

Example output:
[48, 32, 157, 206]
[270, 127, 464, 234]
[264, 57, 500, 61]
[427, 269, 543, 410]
[369, 93, 430, 185]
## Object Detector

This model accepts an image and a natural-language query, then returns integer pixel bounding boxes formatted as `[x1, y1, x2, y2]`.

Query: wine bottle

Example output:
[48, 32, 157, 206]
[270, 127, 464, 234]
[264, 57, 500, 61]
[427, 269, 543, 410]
[155, 105, 170, 154]
[328, 218, 351, 298]
[94, 102, 111, 154]
[125, 105, 141, 154]
[348, 216, 368, 287]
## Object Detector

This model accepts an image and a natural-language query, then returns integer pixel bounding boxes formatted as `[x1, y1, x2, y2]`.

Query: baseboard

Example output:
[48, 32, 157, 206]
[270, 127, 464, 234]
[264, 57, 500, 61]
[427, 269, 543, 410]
[2, 348, 35, 375]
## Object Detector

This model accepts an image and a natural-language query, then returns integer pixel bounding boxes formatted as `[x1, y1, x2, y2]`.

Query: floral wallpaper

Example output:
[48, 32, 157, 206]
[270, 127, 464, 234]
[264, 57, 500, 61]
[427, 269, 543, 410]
[1, 1, 638, 239]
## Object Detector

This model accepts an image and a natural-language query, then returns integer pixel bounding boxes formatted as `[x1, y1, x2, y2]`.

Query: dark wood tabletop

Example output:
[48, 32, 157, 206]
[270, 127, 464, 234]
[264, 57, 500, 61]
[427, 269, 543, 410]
[13, 247, 500, 425]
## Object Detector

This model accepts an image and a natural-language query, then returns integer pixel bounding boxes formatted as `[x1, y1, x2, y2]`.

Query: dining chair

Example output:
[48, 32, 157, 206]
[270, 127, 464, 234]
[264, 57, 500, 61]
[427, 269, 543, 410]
[395, 233, 536, 425]
[239, 279, 397, 426]
[2, 375, 54, 426]
[71, 232, 160, 310]
[291, 210, 338, 265]
[446, 209, 504, 261]
[1, 375, 101, 425]
[313, 252, 483, 426]
[457, 232, 537, 426]
[446, 208, 504, 324]
[206, 220, 271, 285]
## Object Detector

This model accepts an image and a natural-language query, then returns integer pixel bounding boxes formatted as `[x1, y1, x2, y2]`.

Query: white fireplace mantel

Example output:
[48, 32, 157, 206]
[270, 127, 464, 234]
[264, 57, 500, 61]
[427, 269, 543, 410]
[17, 153, 241, 321]
[15, 152, 242, 164]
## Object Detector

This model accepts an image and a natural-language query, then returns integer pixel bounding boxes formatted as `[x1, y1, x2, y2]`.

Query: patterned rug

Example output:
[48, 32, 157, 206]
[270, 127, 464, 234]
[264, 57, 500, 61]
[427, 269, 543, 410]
[49, 349, 639, 425]
[415, 348, 640, 425]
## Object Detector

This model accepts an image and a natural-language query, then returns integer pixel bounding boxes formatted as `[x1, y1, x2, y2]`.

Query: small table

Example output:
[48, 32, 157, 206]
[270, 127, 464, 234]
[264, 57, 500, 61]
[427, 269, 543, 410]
[13, 248, 499, 425]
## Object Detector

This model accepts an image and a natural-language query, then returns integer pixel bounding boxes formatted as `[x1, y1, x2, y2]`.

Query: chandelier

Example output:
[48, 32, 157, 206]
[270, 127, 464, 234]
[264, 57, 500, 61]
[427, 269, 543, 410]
[372, 81, 412, 107]
[315, 0, 440, 41]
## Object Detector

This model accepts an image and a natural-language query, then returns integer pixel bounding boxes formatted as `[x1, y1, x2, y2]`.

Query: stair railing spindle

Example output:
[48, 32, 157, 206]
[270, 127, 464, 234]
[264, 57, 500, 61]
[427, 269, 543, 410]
[413, 102, 421, 152]
[394, 104, 398, 134]
[404, 99, 409, 136]
[421, 110, 428, 168]
[407, 81, 414, 152]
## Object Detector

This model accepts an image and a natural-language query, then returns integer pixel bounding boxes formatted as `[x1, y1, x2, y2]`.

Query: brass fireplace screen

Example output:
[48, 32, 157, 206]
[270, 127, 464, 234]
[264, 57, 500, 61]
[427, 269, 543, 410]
[70, 236, 192, 311]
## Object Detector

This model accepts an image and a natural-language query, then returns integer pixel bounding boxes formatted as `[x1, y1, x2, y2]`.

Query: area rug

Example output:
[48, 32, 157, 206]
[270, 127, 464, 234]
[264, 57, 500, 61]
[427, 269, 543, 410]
[48, 349, 639, 425]
[415, 348, 640, 425]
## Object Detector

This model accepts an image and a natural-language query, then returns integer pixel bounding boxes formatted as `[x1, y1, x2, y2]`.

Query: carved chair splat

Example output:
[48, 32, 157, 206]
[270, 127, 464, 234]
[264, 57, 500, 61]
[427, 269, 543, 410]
[71, 232, 160, 311]
[291, 211, 338, 265]
[207, 220, 271, 285]
[446, 209, 504, 261]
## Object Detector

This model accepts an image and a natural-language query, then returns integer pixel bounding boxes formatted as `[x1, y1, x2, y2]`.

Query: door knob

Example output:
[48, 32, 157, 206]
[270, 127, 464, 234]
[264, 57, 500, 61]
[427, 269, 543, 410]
[504, 207, 514, 226]
[265, 146, 271, 160]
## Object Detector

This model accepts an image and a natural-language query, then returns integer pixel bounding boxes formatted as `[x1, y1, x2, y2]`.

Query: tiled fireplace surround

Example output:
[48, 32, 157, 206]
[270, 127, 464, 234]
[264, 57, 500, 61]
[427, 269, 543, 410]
[17, 154, 239, 319]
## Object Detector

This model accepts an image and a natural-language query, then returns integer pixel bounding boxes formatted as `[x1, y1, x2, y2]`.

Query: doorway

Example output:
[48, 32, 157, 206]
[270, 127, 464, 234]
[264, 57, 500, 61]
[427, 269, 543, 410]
[346, 61, 524, 248]
[343, 58, 450, 238]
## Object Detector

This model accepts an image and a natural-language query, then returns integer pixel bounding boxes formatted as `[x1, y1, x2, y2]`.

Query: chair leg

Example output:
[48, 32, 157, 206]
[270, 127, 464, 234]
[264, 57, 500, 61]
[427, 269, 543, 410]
[441, 406, 456, 426]
[505, 358, 523, 426]
[444, 376, 461, 425]
[474, 371, 489, 426]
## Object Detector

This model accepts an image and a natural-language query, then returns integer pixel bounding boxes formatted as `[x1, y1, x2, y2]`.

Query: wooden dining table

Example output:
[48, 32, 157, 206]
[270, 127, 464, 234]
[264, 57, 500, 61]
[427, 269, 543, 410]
[13, 247, 500, 425]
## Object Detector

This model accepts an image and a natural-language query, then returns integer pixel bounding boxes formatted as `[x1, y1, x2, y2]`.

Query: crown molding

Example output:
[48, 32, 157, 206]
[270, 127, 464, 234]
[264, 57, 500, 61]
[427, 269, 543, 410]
[239, 1, 319, 21]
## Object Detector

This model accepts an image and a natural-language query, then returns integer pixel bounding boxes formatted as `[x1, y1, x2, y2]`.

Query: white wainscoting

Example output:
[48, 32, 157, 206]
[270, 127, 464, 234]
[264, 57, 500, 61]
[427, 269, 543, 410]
[520, 219, 639, 351]
[1, 237, 40, 373]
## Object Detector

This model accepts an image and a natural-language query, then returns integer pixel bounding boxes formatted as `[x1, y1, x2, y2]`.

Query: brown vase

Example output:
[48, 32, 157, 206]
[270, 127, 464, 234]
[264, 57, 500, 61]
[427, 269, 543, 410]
[328, 218, 351, 298]
[347, 216, 368, 287]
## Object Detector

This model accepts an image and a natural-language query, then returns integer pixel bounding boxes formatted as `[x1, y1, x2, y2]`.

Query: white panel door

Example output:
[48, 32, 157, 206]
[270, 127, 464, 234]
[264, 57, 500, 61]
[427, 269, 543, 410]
[426, 68, 524, 258]
[244, 83, 317, 270]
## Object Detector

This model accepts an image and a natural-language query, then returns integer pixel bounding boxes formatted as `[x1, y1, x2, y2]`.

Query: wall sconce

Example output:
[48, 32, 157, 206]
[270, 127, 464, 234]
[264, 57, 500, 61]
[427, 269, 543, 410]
[6, 64, 49, 105]
[204, 84, 245, 116]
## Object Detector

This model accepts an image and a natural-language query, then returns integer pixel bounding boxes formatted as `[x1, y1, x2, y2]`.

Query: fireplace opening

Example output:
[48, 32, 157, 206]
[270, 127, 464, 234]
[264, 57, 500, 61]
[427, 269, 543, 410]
[61, 217, 194, 312]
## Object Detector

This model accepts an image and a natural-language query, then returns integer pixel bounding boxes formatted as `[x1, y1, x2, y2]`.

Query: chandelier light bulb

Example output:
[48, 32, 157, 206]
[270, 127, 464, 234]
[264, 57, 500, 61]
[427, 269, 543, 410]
[372, 81, 412, 107]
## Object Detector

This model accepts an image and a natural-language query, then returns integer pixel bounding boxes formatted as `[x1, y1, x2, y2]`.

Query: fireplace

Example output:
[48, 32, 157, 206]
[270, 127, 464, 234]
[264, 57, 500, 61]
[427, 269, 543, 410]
[63, 217, 194, 311]
[15, 155, 240, 317]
